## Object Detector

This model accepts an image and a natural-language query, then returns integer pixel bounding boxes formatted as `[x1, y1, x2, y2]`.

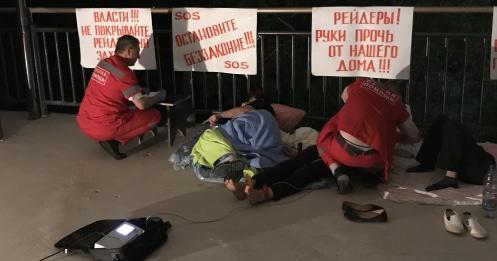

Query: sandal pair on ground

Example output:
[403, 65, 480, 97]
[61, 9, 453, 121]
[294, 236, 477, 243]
[444, 209, 487, 239]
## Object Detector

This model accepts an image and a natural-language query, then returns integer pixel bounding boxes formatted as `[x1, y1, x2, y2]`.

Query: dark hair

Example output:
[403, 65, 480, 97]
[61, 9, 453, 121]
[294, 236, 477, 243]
[247, 88, 264, 102]
[115, 35, 140, 53]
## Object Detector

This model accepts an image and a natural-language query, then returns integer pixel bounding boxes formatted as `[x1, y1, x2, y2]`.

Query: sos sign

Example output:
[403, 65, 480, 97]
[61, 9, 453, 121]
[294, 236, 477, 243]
[174, 11, 200, 20]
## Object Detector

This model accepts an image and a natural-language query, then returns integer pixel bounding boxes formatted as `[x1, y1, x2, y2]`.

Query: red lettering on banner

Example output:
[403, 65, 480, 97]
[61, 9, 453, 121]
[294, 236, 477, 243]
[93, 37, 117, 48]
[93, 11, 130, 23]
[336, 59, 376, 72]
[224, 61, 249, 69]
[96, 50, 114, 60]
[80, 25, 92, 36]
[183, 36, 253, 66]
[355, 29, 394, 42]
[93, 37, 150, 49]
[174, 11, 200, 20]
[139, 38, 150, 48]
[349, 44, 398, 58]
[131, 9, 139, 23]
[328, 45, 343, 57]
[315, 29, 346, 42]
[174, 19, 238, 47]
[378, 59, 391, 73]
[93, 25, 150, 37]
[318, 8, 408, 77]
[333, 10, 397, 25]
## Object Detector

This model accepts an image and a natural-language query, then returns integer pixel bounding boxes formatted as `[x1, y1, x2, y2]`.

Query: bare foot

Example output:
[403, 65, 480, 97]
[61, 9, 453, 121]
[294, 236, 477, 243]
[224, 179, 247, 200]
[248, 186, 273, 205]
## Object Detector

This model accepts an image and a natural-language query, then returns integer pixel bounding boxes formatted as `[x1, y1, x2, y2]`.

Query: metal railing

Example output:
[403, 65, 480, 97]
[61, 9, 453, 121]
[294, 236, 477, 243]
[2, 6, 497, 141]
[27, 6, 497, 14]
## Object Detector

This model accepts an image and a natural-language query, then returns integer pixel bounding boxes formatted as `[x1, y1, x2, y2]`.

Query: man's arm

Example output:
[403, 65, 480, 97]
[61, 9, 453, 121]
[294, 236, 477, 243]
[219, 106, 253, 118]
[130, 91, 165, 110]
[398, 117, 421, 144]
[208, 105, 253, 125]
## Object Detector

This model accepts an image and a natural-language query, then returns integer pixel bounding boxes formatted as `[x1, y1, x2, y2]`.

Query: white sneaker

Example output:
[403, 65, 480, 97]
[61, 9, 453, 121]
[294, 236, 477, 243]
[444, 209, 464, 234]
[461, 212, 487, 239]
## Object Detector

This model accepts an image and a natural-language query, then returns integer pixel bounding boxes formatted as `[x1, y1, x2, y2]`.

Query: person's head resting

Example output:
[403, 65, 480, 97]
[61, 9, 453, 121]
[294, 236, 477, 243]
[115, 35, 140, 66]
[247, 88, 264, 103]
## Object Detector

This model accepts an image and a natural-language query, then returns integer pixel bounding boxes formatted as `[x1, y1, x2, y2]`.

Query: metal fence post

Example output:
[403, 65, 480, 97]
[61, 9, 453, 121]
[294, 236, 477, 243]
[17, 0, 40, 119]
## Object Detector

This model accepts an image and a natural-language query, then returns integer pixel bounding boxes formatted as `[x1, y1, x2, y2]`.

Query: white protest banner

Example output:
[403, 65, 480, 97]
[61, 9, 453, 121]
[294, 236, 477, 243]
[76, 8, 156, 70]
[172, 8, 257, 75]
[491, 7, 497, 79]
[311, 7, 413, 79]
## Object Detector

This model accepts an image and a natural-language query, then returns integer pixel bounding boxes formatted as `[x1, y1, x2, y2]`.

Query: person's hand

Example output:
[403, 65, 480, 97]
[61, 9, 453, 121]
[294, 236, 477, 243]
[208, 114, 220, 126]
[283, 145, 298, 157]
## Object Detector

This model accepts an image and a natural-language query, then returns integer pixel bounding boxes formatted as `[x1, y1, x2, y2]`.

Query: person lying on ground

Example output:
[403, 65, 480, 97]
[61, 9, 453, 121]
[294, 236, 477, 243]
[406, 115, 496, 191]
[191, 101, 287, 200]
[243, 78, 420, 204]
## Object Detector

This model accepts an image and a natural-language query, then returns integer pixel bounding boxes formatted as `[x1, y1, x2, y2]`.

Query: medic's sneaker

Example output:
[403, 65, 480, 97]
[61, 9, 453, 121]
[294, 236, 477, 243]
[99, 140, 127, 160]
[443, 209, 464, 235]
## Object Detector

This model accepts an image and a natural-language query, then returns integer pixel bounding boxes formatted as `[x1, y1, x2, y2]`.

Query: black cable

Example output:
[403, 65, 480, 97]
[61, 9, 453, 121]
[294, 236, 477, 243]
[38, 250, 64, 261]
[271, 181, 322, 191]
[37, 231, 106, 261]
[155, 183, 316, 224]
[156, 205, 247, 224]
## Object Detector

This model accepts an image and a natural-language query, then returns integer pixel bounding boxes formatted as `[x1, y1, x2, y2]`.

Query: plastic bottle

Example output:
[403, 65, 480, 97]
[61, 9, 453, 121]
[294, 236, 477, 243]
[482, 164, 497, 218]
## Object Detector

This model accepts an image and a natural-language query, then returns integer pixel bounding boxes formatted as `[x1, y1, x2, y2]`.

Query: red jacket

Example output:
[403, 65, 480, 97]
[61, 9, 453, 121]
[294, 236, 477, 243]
[317, 78, 409, 181]
[77, 55, 142, 141]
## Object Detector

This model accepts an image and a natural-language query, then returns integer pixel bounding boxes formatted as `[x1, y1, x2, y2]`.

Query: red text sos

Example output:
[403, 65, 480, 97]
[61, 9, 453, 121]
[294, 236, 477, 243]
[224, 61, 249, 69]
[174, 11, 200, 20]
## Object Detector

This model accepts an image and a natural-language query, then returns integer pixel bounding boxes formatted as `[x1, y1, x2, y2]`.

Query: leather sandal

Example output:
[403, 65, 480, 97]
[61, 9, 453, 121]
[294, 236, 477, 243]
[342, 201, 384, 212]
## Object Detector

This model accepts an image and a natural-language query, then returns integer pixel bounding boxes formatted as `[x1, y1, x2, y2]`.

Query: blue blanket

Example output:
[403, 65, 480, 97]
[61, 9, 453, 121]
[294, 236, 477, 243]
[218, 110, 287, 169]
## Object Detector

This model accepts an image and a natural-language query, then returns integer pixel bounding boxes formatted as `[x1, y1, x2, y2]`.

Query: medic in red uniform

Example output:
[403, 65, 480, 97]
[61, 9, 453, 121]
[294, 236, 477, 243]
[77, 35, 165, 160]
[317, 78, 420, 193]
